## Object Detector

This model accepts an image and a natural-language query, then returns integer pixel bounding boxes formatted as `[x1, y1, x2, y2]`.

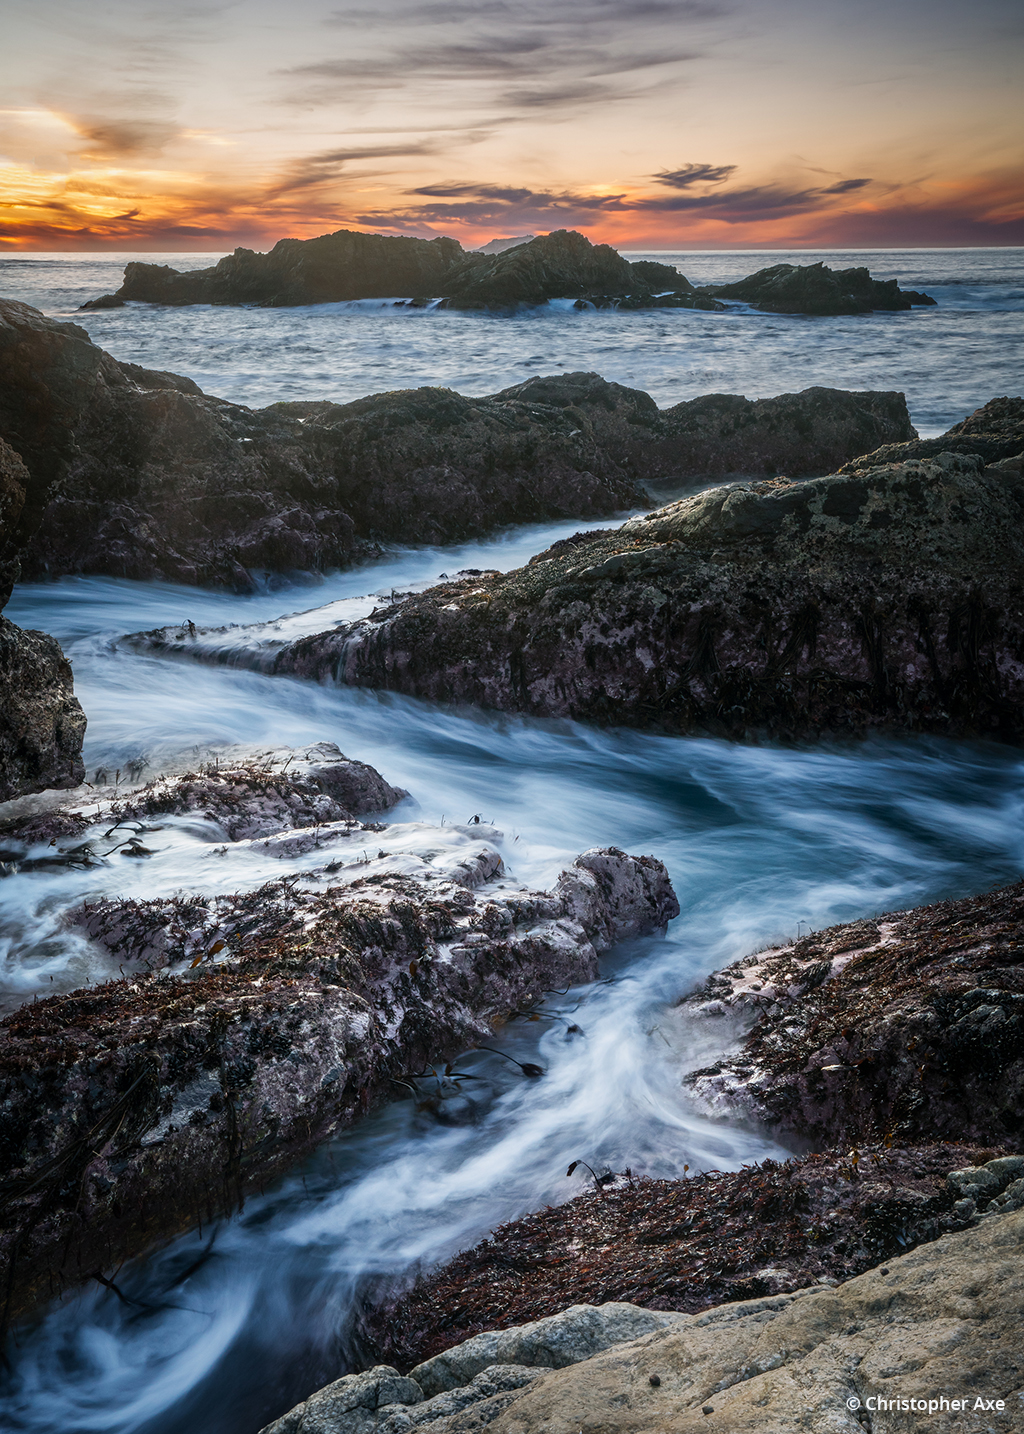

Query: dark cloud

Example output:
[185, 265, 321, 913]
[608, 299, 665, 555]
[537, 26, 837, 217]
[265, 141, 439, 197]
[632, 179, 877, 220]
[70, 115, 181, 158]
[654, 162, 736, 188]
[358, 182, 629, 229]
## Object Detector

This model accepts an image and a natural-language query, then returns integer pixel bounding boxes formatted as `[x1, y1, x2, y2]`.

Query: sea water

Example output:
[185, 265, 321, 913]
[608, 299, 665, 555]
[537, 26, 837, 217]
[0, 250, 1022, 1432]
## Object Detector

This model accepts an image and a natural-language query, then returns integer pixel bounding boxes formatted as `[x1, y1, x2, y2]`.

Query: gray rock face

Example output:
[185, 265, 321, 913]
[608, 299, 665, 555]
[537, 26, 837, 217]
[260, 1366, 424, 1434]
[843, 393, 1024, 470]
[0, 831, 677, 1324]
[427, 1209, 1024, 1433]
[265, 449, 1024, 745]
[409, 1303, 686, 1397]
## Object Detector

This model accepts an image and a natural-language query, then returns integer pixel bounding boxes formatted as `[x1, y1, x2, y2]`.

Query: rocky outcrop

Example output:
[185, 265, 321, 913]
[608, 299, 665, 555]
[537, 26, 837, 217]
[0, 315, 87, 798]
[843, 394, 1024, 470]
[80, 230, 704, 312]
[82, 231, 466, 308]
[682, 878, 1024, 1148]
[260, 1210, 1024, 1433]
[702, 260, 937, 314]
[366, 1143, 1012, 1375]
[261, 449, 1024, 744]
[0, 301, 649, 588]
[1, 299, 915, 586]
[0, 756, 677, 1322]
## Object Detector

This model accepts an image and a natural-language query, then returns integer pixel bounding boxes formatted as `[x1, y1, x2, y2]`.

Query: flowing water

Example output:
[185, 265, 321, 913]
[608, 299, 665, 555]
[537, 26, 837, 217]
[0, 249, 1022, 1432]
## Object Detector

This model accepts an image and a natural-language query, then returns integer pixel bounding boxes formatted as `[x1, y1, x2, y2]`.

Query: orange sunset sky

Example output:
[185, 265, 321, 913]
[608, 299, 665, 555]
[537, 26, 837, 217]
[2, 0, 1022, 252]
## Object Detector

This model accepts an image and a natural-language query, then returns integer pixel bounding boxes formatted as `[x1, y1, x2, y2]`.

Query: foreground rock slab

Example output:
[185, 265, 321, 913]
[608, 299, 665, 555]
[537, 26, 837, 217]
[0, 772, 677, 1323]
[261, 448, 1024, 744]
[683, 878, 1024, 1148]
[258, 1211, 1024, 1434]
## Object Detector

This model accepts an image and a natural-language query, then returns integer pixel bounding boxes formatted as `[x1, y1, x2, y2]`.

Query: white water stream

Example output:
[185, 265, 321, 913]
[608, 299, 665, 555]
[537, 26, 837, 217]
[2, 519, 1023, 1434]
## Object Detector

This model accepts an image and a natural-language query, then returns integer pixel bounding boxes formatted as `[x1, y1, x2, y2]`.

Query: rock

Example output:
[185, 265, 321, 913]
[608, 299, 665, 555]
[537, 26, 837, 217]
[947, 1158, 1024, 1204]
[682, 878, 1024, 1147]
[102, 742, 407, 841]
[843, 394, 1024, 470]
[86, 230, 466, 308]
[82, 229, 705, 313]
[0, 302, 647, 588]
[366, 1142, 1005, 1373]
[259, 1366, 423, 1434]
[261, 449, 1024, 744]
[420, 1209, 1024, 1433]
[702, 260, 937, 314]
[0, 617, 86, 800]
[5, 296, 912, 585]
[259, 1365, 542, 1434]
[409, 1303, 685, 1397]
[0, 837, 677, 1324]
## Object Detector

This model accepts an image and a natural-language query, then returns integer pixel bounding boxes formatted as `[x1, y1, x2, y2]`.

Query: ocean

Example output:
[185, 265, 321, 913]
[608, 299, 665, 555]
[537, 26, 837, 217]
[0, 248, 1022, 1433]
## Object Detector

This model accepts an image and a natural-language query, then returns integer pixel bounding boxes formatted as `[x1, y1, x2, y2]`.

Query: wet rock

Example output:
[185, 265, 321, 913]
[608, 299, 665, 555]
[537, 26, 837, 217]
[437, 231, 643, 310]
[842, 394, 1024, 470]
[415, 1209, 1024, 1433]
[0, 617, 86, 800]
[259, 1365, 423, 1434]
[702, 260, 937, 314]
[263, 449, 1024, 744]
[0, 845, 677, 1324]
[105, 742, 407, 840]
[366, 1143, 1005, 1373]
[682, 878, 1024, 1147]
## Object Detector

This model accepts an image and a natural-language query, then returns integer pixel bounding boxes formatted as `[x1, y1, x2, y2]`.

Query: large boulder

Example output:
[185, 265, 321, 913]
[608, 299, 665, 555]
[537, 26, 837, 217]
[262, 448, 1024, 744]
[437, 230, 640, 309]
[683, 877, 1024, 1148]
[0, 796, 677, 1323]
[703, 260, 936, 314]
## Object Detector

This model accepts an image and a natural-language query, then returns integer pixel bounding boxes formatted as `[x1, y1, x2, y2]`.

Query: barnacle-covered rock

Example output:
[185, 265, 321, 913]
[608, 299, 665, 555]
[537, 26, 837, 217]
[0, 845, 677, 1324]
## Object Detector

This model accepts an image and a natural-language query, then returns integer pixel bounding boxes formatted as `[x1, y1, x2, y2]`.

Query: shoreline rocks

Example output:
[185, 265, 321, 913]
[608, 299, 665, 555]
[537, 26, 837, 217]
[0, 748, 677, 1326]
[257, 444, 1024, 745]
[0, 299, 916, 589]
[259, 1209, 1024, 1434]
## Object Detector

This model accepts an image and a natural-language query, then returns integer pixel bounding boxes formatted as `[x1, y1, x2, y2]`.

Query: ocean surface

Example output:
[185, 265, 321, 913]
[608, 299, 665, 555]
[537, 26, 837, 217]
[0, 248, 1022, 1433]
[2, 247, 1022, 436]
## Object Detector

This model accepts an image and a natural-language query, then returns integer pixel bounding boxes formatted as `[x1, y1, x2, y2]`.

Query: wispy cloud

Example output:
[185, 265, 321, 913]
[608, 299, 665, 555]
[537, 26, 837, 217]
[654, 162, 736, 188]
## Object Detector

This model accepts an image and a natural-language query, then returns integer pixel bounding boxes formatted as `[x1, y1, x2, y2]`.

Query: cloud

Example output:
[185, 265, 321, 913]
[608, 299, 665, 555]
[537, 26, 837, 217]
[654, 162, 736, 188]
[632, 178, 878, 220]
[70, 116, 181, 159]
[264, 141, 440, 197]
[281, 0, 729, 115]
[819, 178, 873, 194]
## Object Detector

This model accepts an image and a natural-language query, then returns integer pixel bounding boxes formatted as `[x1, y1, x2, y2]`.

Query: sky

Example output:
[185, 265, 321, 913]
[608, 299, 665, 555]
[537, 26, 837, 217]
[1, 0, 1021, 251]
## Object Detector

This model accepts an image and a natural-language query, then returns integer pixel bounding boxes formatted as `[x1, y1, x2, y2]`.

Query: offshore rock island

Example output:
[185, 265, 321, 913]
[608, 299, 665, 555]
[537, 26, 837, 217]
[80, 228, 936, 315]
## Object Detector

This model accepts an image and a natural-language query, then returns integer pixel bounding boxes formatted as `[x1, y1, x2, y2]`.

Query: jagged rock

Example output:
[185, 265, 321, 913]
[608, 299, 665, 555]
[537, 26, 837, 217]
[82, 231, 466, 309]
[703, 260, 937, 314]
[843, 394, 1024, 470]
[681, 878, 1024, 1147]
[0, 843, 677, 1324]
[410, 1209, 1024, 1432]
[437, 230, 639, 309]
[3, 298, 912, 586]
[261, 449, 1024, 744]
[366, 1143, 1006, 1373]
